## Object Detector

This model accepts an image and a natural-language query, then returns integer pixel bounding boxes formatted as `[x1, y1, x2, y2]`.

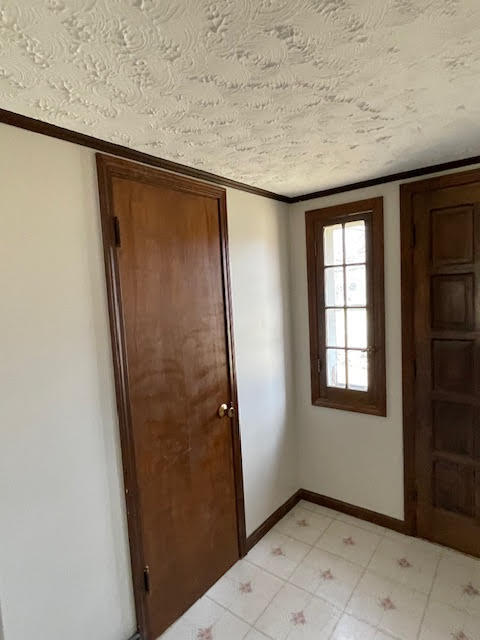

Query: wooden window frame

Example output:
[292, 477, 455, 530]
[306, 197, 386, 416]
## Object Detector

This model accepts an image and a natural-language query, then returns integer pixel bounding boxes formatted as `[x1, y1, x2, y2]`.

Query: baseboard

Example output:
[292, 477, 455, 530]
[127, 632, 142, 640]
[246, 490, 302, 551]
[299, 489, 410, 534]
[245, 488, 410, 553]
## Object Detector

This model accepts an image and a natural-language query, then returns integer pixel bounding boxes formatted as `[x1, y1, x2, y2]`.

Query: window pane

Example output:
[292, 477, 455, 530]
[346, 265, 366, 306]
[327, 349, 346, 388]
[347, 350, 368, 391]
[347, 308, 367, 348]
[326, 309, 345, 347]
[345, 220, 365, 264]
[324, 267, 344, 306]
[323, 224, 343, 265]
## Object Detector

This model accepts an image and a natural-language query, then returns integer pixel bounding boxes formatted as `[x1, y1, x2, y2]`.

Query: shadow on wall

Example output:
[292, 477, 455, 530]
[0, 599, 4, 640]
[79, 152, 136, 625]
[226, 189, 298, 535]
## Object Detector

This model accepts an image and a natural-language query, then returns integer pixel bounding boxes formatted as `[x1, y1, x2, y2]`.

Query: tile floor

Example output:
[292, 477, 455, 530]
[158, 500, 480, 640]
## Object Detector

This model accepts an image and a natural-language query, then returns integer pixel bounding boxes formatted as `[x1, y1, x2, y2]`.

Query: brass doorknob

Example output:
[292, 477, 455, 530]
[218, 403, 235, 418]
[218, 403, 228, 418]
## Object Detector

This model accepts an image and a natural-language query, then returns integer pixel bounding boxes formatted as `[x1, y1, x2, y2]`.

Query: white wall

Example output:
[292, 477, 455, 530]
[227, 190, 297, 535]
[0, 124, 137, 640]
[0, 123, 297, 639]
[289, 164, 480, 521]
[289, 185, 405, 519]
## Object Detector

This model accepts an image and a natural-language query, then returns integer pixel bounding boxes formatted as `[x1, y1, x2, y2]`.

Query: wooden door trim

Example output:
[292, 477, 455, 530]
[96, 153, 247, 639]
[400, 167, 480, 538]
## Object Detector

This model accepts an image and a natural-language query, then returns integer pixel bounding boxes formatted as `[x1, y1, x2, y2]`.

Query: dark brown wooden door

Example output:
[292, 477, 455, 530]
[412, 174, 480, 556]
[96, 156, 245, 639]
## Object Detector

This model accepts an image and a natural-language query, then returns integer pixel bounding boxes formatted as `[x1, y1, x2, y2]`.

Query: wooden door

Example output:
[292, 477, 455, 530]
[405, 170, 480, 557]
[96, 155, 246, 639]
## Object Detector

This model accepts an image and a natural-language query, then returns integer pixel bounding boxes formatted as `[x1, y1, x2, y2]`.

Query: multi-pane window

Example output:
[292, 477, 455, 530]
[324, 221, 368, 391]
[306, 198, 386, 416]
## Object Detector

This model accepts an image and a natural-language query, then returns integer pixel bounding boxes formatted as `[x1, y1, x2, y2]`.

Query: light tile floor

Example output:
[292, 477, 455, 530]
[158, 500, 480, 640]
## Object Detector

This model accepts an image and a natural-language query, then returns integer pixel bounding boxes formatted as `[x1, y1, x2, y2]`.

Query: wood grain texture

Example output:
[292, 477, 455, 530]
[401, 167, 480, 558]
[400, 184, 418, 535]
[96, 154, 246, 639]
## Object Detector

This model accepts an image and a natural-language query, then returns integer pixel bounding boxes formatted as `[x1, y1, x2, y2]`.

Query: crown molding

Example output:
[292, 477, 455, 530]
[288, 155, 480, 203]
[0, 108, 290, 203]
[2, 107, 480, 204]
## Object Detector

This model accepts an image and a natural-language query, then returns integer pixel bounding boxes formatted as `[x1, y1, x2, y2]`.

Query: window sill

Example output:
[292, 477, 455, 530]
[311, 396, 387, 417]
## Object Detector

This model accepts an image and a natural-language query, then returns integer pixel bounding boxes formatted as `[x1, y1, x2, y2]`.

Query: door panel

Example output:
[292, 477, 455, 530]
[431, 205, 474, 266]
[412, 177, 480, 556]
[431, 274, 474, 330]
[96, 156, 244, 639]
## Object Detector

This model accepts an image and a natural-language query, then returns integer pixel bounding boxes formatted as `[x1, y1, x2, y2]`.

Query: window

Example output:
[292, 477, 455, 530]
[306, 197, 386, 416]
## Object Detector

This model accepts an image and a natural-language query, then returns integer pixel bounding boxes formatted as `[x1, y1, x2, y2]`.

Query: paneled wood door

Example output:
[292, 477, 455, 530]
[402, 169, 480, 557]
[96, 155, 246, 639]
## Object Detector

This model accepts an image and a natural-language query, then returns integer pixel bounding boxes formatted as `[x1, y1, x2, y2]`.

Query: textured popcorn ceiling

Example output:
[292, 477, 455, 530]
[1, 1, 480, 197]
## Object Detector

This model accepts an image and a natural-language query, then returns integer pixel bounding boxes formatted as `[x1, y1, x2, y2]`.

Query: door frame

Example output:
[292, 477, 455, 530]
[95, 153, 247, 638]
[400, 167, 480, 538]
